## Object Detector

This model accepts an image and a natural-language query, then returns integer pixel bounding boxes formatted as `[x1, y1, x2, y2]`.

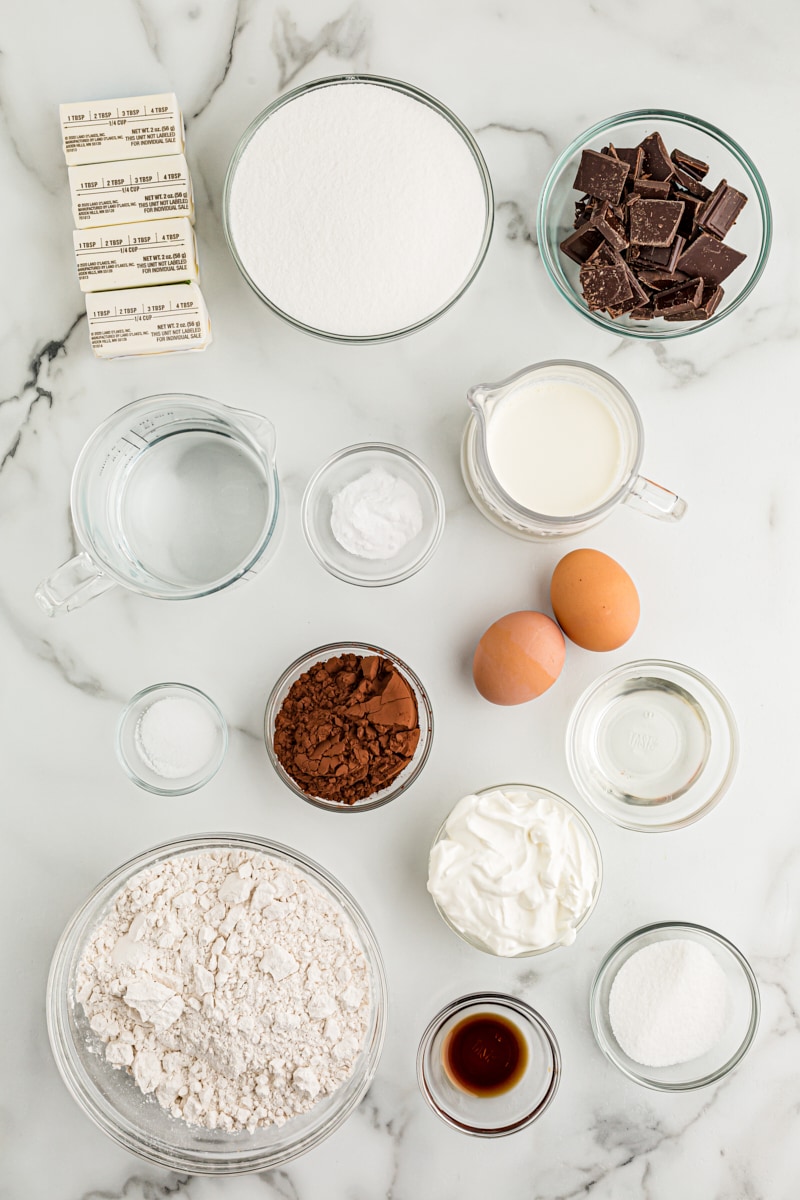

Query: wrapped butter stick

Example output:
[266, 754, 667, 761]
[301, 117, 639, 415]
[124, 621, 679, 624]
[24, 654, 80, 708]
[85, 282, 211, 359]
[73, 217, 199, 292]
[59, 93, 184, 166]
[69, 154, 193, 229]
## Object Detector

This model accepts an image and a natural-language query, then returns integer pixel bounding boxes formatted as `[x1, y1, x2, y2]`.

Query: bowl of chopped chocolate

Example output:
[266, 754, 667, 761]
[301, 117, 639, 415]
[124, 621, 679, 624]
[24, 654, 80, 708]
[265, 642, 434, 811]
[537, 110, 771, 337]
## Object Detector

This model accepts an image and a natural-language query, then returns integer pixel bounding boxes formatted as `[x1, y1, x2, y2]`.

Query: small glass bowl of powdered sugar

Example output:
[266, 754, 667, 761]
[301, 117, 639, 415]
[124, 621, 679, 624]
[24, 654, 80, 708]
[302, 443, 445, 586]
[116, 683, 228, 795]
[590, 921, 760, 1090]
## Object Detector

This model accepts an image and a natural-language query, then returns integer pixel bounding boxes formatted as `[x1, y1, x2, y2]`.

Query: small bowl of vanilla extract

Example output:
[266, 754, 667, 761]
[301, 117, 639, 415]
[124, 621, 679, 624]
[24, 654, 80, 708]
[416, 992, 561, 1136]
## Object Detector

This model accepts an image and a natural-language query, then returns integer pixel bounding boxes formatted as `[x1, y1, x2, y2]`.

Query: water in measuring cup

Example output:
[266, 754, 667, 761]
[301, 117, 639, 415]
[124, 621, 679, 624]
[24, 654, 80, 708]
[119, 430, 271, 588]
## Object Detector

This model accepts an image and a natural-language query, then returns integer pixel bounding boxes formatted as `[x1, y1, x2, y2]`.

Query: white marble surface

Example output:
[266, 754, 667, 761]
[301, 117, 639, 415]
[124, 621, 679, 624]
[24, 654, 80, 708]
[1, 1, 797, 1197]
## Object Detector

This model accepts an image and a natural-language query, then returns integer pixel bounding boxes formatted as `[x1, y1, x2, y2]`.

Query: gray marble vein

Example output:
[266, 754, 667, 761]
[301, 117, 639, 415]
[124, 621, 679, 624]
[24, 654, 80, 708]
[271, 4, 371, 90]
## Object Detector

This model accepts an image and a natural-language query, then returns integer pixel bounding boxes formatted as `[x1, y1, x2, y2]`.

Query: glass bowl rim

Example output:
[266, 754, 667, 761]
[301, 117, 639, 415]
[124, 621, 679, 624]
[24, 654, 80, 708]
[536, 107, 773, 340]
[429, 782, 603, 955]
[46, 831, 388, 1173]
[565, 658, 739, 832]
[589, 920, 760, 1091]
[301, 441, 446, 587]
[116, 682, 229, 795]
[416, 990, 561, 1136]
[264, 640, 434, 812]
[221, 72, 495, 345]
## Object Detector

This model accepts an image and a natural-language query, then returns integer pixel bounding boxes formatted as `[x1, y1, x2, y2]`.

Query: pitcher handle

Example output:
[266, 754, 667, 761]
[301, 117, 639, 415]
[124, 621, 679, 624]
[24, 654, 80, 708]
[35, 551, 116, 616]
[624, 475, 687, 522]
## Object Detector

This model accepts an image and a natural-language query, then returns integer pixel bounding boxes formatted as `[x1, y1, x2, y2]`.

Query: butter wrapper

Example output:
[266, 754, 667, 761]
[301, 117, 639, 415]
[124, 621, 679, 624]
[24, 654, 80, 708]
[69, 154, 193, 229]
[60, 93, 184, 165]
[73, 217, 198, 292]
[85, 282, 211, 358]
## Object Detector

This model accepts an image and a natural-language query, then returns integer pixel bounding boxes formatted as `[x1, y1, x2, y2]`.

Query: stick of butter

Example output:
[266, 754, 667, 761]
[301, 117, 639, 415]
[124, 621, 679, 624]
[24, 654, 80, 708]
[69, 154, 193, 229]
[85, 282, 212, 358]
[73, 217, 199, 292]
[60, 93, 184, 166]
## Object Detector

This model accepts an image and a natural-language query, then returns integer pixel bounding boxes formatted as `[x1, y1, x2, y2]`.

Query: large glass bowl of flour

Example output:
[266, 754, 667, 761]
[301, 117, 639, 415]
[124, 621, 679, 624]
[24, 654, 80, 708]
[223, 74, 494, 343]
[46, 834, 388, 1175]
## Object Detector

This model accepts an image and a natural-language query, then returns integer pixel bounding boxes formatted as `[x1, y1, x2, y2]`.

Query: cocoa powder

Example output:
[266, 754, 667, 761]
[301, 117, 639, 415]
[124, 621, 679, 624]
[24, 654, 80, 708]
[273, 653, 421, 804]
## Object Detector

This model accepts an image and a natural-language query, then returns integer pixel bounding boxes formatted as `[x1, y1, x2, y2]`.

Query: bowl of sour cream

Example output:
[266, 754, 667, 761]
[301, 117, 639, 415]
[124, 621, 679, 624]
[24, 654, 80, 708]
[427, 784, 603, 957]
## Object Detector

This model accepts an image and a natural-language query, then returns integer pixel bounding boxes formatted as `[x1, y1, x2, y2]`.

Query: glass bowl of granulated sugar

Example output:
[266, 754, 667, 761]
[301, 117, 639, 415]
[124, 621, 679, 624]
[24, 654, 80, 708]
[222, 74, 494, 343]
[46, 833, 387, 1174]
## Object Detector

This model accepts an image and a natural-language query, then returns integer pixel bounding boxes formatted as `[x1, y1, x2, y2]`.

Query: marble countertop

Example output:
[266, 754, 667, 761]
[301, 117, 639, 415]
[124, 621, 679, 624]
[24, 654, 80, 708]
[1, 2, 797, 1197]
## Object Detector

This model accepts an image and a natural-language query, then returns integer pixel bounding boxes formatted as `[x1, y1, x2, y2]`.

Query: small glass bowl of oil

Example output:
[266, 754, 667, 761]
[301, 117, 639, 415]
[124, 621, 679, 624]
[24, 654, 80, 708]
[416, 993, 561, 1136]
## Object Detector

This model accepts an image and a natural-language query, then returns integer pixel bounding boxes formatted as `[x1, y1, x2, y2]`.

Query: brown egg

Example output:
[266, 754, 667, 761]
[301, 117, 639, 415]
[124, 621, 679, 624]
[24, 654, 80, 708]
[473, 611, 566, 705]
[550, 549, 639, 652]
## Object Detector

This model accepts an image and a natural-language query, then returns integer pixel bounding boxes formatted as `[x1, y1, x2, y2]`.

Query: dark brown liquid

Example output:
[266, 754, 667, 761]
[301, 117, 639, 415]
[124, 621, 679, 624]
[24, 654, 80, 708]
[442, 1012, 528, 1097]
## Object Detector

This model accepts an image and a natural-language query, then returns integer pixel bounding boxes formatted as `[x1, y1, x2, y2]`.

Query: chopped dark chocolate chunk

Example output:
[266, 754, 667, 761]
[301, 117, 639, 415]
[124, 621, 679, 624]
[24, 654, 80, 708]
[579, 263, 632, 311]
[573, 148, 630, 204]
[633, 235, 686, 272]
[637, 269, 690, 288]
[671, 149, 709, 179]
[590, 200, 629, 251]
[633, 176, 673, 199]
[559, 223, 605, 264]
[664, 284, 724, 321]
[696, 179, 748, 238]
[629, 199, 685, 247]
[675, 231, 746, 286]
[652, 277, 704, 316]
[671, 167, 712, 199]
[676, 194, 704, 240]
[613, 146, 644, 179]
[561, 130, 748, 323]
[639, 132, 674, 182]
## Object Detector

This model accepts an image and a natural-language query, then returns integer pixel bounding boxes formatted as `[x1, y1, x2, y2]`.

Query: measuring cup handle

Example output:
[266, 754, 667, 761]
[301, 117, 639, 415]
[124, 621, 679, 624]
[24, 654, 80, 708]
[624, 475, 688, 522]
[234, 409, 276, 459]
[35, 551, 115, 616]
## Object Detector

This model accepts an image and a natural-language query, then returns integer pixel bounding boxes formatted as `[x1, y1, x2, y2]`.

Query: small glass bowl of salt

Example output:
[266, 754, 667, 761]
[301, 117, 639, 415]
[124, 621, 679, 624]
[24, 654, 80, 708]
[302, 443, 445, 586]
[590, 921, 760, 1091]
[116, 683, 228, 796]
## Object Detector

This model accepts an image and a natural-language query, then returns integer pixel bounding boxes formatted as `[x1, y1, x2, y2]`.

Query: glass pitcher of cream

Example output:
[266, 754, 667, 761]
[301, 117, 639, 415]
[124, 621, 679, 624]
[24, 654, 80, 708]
[36, 393, 281, 615]
[461, 360, 686, 540]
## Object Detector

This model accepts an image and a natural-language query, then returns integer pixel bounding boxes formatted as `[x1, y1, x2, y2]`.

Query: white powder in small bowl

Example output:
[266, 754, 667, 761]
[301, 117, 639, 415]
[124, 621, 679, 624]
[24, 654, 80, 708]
[135, 695, 219, 780]
[226, 80, 489, 338]
[609, 938, 729, 1067]
[331, 467, 423, 560]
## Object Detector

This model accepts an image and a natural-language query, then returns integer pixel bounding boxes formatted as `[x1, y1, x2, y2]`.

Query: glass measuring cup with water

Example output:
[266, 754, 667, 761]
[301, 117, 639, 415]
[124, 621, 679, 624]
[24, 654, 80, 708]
[460, 360, 687, 540]
[36, 394, 280, 615]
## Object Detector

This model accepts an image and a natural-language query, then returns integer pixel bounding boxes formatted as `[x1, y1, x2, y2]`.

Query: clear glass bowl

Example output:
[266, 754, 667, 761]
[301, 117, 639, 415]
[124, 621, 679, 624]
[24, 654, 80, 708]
[417, 992, 561, 1136]
[264, 642, 433, 812]
[222, 74, 494, 344]
[590, 922, 759, 1090]
[301, 443, 445, 586]
[46, 833, 388, 1174]
[428, 784, 602, 956]
[537, 109, 772, 338]
[566, 660, 738, 832]
[116, 683, 228, 796]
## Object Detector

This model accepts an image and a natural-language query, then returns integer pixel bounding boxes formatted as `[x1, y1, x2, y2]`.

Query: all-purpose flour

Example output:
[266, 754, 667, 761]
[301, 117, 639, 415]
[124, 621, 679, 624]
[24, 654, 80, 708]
[75, 849, 370, 1131]
[227, 81, 488, 336]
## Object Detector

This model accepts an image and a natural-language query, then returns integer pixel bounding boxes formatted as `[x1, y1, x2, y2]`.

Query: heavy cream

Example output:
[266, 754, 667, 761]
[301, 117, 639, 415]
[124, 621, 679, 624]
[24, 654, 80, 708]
[485, 376, 625, 516]
[427, 787, 599, 956]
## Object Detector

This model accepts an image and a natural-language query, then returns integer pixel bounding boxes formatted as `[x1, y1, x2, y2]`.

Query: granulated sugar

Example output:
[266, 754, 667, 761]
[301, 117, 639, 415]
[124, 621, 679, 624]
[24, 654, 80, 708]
[227, 81, 488, 337]
[608, 938, 729, 1068]
[75, 849, 370, 1131]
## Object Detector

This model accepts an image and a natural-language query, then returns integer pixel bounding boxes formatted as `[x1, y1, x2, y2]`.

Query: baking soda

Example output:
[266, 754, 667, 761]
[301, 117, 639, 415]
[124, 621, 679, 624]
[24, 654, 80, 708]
[331, 467, 423, 559]
[135, 695, 219, 779]
[227, 81, 488, 336]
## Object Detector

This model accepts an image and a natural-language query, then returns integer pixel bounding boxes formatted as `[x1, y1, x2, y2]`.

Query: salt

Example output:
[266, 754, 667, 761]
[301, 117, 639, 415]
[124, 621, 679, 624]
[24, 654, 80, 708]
[227, 81, 488, 337]
[331, 467, 423, 560]
[609, 938, 729, 1067]
[135, 696, 219, 780]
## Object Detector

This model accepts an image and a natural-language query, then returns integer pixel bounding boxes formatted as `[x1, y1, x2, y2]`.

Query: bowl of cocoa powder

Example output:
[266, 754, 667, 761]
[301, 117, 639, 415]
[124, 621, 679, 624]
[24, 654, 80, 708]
[265, 642, 434, 811]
